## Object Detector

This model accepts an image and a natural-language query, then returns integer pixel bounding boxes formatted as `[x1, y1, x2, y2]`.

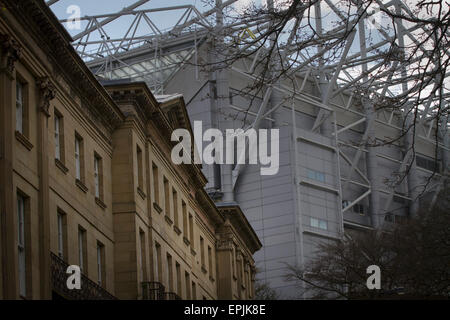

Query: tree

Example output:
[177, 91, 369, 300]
[253, 281, 280, 300]
[202, 0, 449, 190]
[284, 186, 450, 299]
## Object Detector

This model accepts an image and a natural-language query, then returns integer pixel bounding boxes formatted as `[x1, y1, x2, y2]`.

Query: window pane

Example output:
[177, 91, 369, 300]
[16, 82, 23, 133]
[316, 172, 325, 183]
[17, 194, 26, 297]
[57, 213, 63, 258]
[94, 157, 99, 198]
[75, 138, 81, 180]
[17, 196, 24, 245]
[55, 116, 60, 160]
[78, 229, 84, 271]
[97, 244, 102, 285]
[319, 220, 327, 230]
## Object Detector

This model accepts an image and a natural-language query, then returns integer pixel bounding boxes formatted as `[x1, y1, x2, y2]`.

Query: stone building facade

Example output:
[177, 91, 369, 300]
[0, 0, 261, 300]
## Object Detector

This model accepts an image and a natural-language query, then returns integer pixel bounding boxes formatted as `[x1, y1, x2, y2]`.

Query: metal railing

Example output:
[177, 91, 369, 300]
[50, 252, 117, 300]
[142, 281, 165, 300]
[163, 292, 182, 300]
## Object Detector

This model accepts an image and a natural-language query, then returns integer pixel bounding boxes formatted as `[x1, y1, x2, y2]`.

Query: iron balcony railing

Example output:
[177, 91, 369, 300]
[50, 252, 117, 300]
[142, 281, 165, 300]
[163, 292, 182, 300]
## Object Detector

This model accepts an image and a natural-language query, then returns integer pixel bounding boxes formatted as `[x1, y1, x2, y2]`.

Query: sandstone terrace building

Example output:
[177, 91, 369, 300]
[0, 0, 261, 300]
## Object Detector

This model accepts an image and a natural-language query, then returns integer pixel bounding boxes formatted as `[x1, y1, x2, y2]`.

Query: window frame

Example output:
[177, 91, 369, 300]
[78, 227, 87, 272]
[75, 135, 83, 181]
[15, 78, 28, 136]
[54, 111, 65, 162]
[94, 153, 103, 200]
[96, 241, 105, 287]
[17, 193, 26, 298]
[56, 210, 67, 260]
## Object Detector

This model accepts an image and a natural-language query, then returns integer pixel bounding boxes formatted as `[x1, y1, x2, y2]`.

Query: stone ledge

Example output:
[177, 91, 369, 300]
[75, 179, 88, 193]
[15, 130, 33, 151]
[153, 202, 162, 214]
[55, 158, 68, 174]
[165, 214, 173, 226]
[95, 197, 107, 210]
[137, 186, 146, 200]
[173, 225, 182, 235]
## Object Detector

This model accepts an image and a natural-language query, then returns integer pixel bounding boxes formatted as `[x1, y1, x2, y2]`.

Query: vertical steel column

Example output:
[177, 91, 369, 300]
[358, 4, 381, 227]
[440, 115, 450, 174]
[315, 1, 333, 137]
[394, 2, 420, 216]
[215, 0, 234, 203]
[267, 0, 284, 128]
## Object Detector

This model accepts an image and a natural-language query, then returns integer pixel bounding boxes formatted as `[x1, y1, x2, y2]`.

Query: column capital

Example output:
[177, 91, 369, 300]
[36, 76, 56, 117]
[0, 33, 22, 77]
[216, 234, 234, 251]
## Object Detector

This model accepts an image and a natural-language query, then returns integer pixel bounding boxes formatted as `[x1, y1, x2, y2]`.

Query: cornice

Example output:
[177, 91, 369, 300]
[3, 0, 124, 132]
[0, 32, 22, 77]
[217, 205, 262, 254]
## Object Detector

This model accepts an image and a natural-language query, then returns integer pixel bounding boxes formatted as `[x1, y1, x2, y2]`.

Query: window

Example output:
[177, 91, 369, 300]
[139, 230, 146, 282]
[57, 211, 67, 259]
[97, 242, 105, 286]
[155, 242, 162, 282]
[245, 268, 249, 294]
[310, 217, 327, 230]
[182, 201, 188, 237]
[176, 262, 181, 296]
[232, 247, 236, 278]
[172, 188, 178, 228]
[78, 227, 87, 272]
[208, 245, 213, 279]
[167, 254, 173, 291]
[185, 272, 191, 299]
[152, 163, 159, 204]
[54, 112, 64, 161]
[416, 154, 441, 173]
[164, 177, 170, 217]
[307, 169, 325, 183]
[342, 200, 350, 209]
[188, 213, 194, 246]
[237, 258, 243, 295]
[191, 281, 197, 300]
[75, 134, 84, 182]
[17, 193, 26, 297]
[342, 200, 364, 215]
[353, 203, 365, 215]
[94, 154, 103, 200]
[249, 269, 253, 298]
[137, 145, 144, 190]
[200, 236, 205, 269]
[16, 80, 27, 135]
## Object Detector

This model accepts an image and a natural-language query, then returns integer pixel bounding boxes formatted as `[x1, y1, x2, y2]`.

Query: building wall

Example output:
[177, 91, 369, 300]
[0, 1, 260, 300]
[165, 48, 444, 299]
